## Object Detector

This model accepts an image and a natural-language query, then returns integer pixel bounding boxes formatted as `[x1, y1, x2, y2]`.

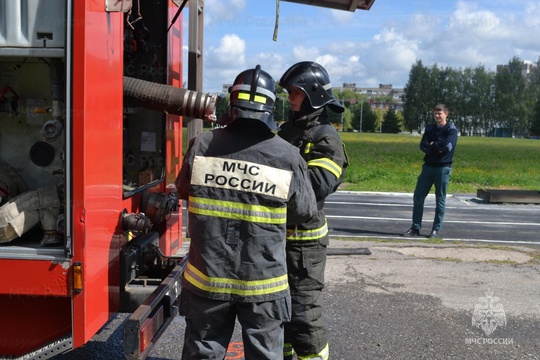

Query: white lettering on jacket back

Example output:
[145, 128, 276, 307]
[191, 156, 293, 200]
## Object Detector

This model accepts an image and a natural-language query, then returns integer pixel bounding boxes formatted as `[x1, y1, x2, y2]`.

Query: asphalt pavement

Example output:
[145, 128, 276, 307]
[325, 191, 540, 245]
[322, 239, 540, 359]
[54, 191, 540, 360]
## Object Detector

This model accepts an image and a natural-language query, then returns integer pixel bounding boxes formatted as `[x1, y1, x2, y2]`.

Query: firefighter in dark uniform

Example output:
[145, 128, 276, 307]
[278, 62, 349, 360]
[175, 65, 317, 360]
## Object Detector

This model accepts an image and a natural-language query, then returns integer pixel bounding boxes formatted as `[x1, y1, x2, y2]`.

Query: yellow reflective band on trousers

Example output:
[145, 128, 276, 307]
[298, 343, 329, 360]
[286, 221, 328, 241]
[307, 157, 342, 179]
[188, 196, 287, 224]
[283, 343, 295, 357]
[184, 262, 289, 296]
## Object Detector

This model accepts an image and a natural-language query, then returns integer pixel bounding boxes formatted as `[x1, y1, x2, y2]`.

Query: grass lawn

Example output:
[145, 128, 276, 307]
[340, 132, 540, 193]
[183, 129, 540, 194]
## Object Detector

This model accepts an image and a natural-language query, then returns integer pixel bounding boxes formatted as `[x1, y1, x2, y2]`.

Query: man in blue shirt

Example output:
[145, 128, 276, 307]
[402, 104, 458, 238]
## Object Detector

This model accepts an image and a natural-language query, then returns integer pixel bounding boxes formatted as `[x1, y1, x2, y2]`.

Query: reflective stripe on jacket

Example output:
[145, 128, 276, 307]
[279, 110, 348, 244]
[176, 121, 317, 302]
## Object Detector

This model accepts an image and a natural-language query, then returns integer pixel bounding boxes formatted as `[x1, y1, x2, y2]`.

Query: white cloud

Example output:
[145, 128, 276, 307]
[524, 2, 540, 27]
[513, 3, 540, 52]
[425, 3, 527, 68]
[252, 52, 286, 82]
[204, 34, 247, 90]
[191, 1, 540, 92]
[204, 0, 246, 27]
[359, 28, 419, 86]
[291, 46, 321, 62]
[379, 1, 539, 77]
[314, 54, 340, 69]
[449, 2, 501, 38]
[209, 34, 246, 66]
[330, 9, 354, 24]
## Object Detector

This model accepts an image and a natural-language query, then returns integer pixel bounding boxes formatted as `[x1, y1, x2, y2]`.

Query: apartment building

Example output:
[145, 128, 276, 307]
[334, 83, 404, 111]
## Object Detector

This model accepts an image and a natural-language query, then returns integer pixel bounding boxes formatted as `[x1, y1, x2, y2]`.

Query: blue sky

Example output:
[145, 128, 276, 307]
[182, 0, 540, 93]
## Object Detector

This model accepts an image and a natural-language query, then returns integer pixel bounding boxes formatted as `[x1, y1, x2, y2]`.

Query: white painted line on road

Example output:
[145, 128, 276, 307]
[329, 234, 540, 246]
[326, 201, 540, 212]
[326, 201, 411, 207]
[326, 215, 410, 221]
[326, 215, 540, 226]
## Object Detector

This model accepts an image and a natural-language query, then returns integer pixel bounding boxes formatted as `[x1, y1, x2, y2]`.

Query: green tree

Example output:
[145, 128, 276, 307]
[382, 107, 401, 133]
[493, 56, 531, 136]
[208, 93, 231, 128]
[362, 106, 377, 132]
[342, 107, 353, 131]
[436, 66, 460, 129]
[350, 100, 375, 132]
[275, 94, 290, 123]
[528, 58, 540, 100]
[334, 91, 364, 131]
[465, 66, 496, 136]
[530, 98, 540, 136]
[326, 106, 343, 126]
[402, 56, 540, 137]
[430, 64, 453, 105]
[402, 60, 433, 131]
[527, 58, 540, 136]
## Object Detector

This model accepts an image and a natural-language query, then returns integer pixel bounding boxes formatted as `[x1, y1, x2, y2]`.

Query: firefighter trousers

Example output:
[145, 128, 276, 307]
[284, 242, 329, 360]
[180, 289, 290, 360]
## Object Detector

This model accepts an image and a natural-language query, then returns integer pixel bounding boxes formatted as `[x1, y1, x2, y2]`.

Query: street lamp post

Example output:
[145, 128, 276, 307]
[359, 101, 363, 133]
[282, 97, 285, 122]
[379, 101, 383, 133]
[340, 98, 344, 131]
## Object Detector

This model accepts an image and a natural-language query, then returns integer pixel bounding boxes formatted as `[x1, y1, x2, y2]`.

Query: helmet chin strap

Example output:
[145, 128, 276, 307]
[300, 96, 315, 114]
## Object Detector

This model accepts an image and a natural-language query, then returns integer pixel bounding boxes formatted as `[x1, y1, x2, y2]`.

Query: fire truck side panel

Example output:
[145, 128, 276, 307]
[0, 259, 69, 296]
[0, 261, 71, 356]
[0, 0, 188, 356]
[161, 3, 184, 257]
[71, 2, 125, 347]
[1, 296, 71, 356]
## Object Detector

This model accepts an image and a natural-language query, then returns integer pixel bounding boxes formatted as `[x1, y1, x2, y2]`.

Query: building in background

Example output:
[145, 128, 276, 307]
[334, 83, 404, 111]
[496, 59, 537, 79]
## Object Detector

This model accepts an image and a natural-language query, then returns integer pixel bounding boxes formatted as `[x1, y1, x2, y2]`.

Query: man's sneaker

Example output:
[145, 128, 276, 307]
[401, 228, 420, 237]
[428, 230, 440, 238]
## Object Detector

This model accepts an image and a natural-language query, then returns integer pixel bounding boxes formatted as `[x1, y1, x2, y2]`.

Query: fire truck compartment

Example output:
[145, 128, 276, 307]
[0, 0, 66, 51]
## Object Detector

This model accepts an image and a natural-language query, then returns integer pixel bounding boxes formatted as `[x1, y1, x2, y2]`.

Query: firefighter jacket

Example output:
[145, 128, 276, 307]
[175, 119, 317, 303]
[278, 108, 349, 245]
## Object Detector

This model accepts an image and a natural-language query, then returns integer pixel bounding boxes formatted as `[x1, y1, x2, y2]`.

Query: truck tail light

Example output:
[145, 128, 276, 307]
[139, 306, 164, 353]
[124, 264, 183, 359]
[73, 262, 82, 294]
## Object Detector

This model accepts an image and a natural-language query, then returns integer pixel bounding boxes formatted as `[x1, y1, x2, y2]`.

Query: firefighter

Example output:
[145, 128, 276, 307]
[278, 62, 349, 360]
[175, 65, 317, 360]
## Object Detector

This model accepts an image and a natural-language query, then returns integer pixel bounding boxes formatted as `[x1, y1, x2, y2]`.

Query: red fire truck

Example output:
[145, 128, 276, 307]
[0, 1, 374, 359]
